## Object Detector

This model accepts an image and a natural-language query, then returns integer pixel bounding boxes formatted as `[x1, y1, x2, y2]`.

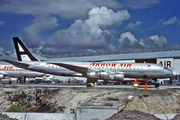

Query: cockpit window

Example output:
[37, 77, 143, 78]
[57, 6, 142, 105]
[164, 67, 171, 71]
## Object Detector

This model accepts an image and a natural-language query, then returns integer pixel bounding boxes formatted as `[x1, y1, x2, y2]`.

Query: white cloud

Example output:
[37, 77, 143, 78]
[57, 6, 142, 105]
[158, 16, 180, 27]
[124, 0, 159, 9]
[118, 32, 167, 49]
[124, 21, 142, 31]
[0, 0, 123, 54]
[141, 35, 167, 47]
[40, 7, 130, 54]
[22, 17, 59, 48]
[118, 32, 143, 49]
[0, 21, 4, 26]
[0, 46, 16, 60]
[0, 0, 162, 56]
[0, 0, 121, 19]
[88, 7, 130, 28]
[162, 16, 178, 26]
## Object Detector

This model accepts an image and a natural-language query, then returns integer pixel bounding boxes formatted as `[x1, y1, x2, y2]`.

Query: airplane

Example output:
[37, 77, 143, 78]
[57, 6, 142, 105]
[1, 37, 176, 86]
[50, 62, 176, 84]
[0, 64, 48, 83]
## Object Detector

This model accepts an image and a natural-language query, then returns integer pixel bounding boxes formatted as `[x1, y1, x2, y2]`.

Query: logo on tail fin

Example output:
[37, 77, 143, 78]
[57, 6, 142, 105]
[13, 37, 39, 61]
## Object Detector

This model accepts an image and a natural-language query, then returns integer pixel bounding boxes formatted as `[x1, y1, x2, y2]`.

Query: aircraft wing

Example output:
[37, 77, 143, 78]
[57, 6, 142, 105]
[0, 72, 7, 75]
[1, 59, 30, 68]
[51, 62, 100, 73]
[51, 62, 122, 75]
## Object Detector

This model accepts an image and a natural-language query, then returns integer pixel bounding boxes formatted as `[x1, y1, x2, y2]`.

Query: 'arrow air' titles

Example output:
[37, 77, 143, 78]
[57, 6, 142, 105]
[89, 62, 131, 67]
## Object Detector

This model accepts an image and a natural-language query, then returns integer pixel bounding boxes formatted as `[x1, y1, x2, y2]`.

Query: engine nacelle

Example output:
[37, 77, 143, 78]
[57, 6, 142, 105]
[87, 72, 124, 80]
[113, 74, 124, 80]
[87, 72, 99, 78]
[99, 72, 114, 80]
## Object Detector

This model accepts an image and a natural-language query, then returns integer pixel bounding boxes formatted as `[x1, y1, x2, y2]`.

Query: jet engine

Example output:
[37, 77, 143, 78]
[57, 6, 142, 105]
[87, 72, 99, 78]
[113, 74, 124, 80]
[87, 72, 124, 80]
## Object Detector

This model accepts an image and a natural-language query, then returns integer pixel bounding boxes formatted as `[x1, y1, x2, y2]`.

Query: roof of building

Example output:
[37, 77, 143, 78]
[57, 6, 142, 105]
[48, 50, 180, 62]
[39, 45, 180, 62]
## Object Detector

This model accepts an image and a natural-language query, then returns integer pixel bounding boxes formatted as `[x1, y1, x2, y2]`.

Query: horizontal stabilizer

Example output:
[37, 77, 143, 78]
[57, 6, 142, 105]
[1, 59, 30, 68]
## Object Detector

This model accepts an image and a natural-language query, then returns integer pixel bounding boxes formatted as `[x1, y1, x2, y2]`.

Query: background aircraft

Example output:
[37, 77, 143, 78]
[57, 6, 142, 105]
[1, 37, 176, 86]
[0, 64, 47, 83]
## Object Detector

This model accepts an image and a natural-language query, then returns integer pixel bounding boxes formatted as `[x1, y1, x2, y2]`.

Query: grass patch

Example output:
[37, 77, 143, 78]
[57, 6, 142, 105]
[6, 105, 29, 112]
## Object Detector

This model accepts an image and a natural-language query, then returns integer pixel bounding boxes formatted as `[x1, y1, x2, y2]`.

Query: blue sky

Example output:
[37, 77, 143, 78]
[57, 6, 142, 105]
[0, 0, 180, 59]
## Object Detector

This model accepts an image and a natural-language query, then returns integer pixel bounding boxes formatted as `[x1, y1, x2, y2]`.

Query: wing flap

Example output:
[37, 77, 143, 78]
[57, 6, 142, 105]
[51, 62, 99, 73]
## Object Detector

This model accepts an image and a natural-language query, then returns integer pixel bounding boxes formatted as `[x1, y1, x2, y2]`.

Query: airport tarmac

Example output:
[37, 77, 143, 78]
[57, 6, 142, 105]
[1, 83, 180, 90]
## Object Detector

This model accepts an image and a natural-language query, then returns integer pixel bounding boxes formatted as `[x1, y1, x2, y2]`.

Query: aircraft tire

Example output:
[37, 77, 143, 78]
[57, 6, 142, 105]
[21, 76, 26, 84]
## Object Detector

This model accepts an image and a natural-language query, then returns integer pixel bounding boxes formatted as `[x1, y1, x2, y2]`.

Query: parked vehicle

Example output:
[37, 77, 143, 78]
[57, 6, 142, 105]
[97, 80, 118, 85]
[157, 77, 179, 85]
[97, 80, 104, 85]
[2, 77, 12, 84]
[34, 78, 51, 84]
[53, 79, 62, 83]
[28, 79, 35, 83]
[108, 80, 118, 85]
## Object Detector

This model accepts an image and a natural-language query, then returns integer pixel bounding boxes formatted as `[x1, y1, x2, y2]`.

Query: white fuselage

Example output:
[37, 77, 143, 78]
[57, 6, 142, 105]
[0, 65, 45, 79]
[56, 62, 174, 79]
[18, 61, 175, 79]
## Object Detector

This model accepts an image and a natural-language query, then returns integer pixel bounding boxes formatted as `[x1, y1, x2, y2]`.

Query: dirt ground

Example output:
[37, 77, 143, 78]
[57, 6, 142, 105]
[0, 86, 180, 119]
[53, 88, 180, 114]
[171, 114, 180, 120]
[106, 110, 161, 120]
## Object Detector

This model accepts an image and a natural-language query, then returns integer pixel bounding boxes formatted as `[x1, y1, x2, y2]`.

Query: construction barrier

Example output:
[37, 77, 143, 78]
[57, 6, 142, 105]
[134, 82, 139, 88]
[144, 83, 148, 90]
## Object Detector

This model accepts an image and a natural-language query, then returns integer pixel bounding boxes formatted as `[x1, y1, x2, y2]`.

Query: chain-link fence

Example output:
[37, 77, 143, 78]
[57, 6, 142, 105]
[42, 45, 180, 58]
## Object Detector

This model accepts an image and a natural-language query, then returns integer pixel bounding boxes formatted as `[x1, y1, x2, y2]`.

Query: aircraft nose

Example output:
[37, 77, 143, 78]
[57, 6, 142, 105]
[173, 71, 176, 76]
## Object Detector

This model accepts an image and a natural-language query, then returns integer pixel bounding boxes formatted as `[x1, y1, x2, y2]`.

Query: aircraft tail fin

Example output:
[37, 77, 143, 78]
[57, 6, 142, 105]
[13, 37, 39, 61]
